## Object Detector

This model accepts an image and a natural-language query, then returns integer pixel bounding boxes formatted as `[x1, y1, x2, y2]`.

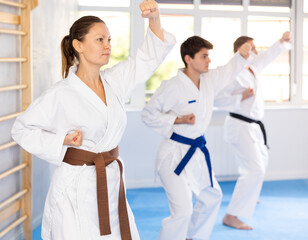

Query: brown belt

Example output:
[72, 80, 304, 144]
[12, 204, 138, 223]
[63, 147, 132, 240]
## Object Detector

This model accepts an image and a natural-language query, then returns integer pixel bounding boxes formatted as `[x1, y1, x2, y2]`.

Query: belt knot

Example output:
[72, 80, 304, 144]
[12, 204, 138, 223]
[170, 132, 213, 187]
[193, 135, 206, 148]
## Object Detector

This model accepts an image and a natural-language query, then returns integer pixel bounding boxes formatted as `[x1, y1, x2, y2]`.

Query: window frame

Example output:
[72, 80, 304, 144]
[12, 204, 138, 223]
[78, 0, 308, 109]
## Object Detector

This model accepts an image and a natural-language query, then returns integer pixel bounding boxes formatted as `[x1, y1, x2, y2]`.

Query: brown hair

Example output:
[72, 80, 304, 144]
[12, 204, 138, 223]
[180, 36, 213, 68]
[61, 16, 105, 78]
[233, 36, 254, 53]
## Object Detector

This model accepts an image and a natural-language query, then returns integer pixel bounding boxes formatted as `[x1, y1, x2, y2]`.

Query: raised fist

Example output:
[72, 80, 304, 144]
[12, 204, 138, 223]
[280, 31, 291, 43]
[238, 42, 252, 60]
[139, 0, 159, 19]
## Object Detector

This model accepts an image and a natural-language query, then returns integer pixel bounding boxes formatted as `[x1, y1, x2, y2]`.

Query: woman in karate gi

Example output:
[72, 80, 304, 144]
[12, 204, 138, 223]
[141, 36, 251, 240]
[11, 1, 175, 239]
[214, 32, 291, 230]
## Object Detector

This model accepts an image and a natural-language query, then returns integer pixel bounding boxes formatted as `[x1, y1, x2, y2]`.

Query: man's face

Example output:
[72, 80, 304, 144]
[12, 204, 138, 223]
[188, 48, 211, 74]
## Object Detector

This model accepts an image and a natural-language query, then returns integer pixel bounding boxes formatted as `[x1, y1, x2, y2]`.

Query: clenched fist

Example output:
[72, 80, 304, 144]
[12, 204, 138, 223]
[139, 0, 159, 19]
[63, 130, 83, 147]
[280, 31, 291, 43]
[241, 88, 254, 101]
[175, 113, 196, 125]
[238, 42, 252, 59]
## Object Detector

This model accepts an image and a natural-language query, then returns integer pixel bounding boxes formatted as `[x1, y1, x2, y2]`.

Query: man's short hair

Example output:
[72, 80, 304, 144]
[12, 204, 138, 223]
[180, 36, 214, 68]
[233, 36, 254, 53]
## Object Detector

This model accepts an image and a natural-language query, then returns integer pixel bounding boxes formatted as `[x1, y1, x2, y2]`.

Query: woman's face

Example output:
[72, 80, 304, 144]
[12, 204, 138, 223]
[78, 22, 111, 67]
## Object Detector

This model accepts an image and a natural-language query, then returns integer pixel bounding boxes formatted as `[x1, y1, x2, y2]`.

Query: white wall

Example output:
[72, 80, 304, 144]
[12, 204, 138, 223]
[121, 108, 308, 189]
[263, 107, 308, 180]
[0, 1, 78, 239]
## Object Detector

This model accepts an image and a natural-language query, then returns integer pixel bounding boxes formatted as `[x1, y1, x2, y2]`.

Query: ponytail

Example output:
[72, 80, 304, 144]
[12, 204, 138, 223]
[61, 35, 76, 79]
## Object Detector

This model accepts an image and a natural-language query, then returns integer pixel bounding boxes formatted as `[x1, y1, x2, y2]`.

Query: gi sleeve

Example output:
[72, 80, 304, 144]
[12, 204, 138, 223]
[213, 79, 243, 111]
[11, 89, 68, 166]
[214, 91, 242, 112]
[207, 52, 247, 97]
[250, 40, 291, 75]
[104, 28, 176, 103]
[141, 81, 178, 138]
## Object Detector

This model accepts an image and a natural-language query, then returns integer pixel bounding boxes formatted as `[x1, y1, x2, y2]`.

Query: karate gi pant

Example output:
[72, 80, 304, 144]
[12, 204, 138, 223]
[41, 162, 140, 240]
[224, 117, 269, 219]
[157, 159, 222, 240]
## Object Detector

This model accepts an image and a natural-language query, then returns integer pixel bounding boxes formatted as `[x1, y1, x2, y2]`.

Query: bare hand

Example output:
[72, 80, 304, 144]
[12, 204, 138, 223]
[280, 31, 291, 43]
[139, 0, 159, 19]
[175, 113, 195, 125]
[63, 130, 82, 147]
[241, 88, 254, 101]
[238, 42, 251, 59]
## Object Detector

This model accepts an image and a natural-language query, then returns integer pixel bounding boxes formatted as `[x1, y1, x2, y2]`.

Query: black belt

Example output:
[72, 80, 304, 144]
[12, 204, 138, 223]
[229, 112, 269, 149]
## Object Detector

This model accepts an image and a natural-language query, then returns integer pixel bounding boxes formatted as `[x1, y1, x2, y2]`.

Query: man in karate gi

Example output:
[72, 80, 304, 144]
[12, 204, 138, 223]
[141, 35, 252, 240]
[214, 32, 291, 230]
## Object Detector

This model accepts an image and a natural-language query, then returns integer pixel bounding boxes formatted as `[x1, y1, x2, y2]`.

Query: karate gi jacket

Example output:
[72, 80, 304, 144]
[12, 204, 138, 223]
[11, 29, 175, 240]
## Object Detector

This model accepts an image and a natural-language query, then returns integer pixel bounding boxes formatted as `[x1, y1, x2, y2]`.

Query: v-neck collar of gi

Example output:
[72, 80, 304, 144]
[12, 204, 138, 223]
[67, 66, 108, 110]
[177, 69, 200, 94]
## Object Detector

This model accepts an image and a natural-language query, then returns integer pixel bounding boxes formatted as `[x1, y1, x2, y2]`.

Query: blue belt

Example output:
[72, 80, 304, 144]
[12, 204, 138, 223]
[170, 132, 213, 187]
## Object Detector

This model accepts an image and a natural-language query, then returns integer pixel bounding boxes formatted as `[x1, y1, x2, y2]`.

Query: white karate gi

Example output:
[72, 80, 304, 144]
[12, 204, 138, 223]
[142, 52, 247, 240]
[11, 29, 175, 240]
[215, 40, 290, 219]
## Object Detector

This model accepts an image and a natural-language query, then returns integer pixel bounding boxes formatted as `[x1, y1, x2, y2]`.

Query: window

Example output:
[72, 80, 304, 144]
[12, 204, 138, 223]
[200, 0, 243, 11]
[303, 19, 308, 99]
[250, 0, 290, 6]
[78, 11, 130, 70]
[78, 0, 308, 107]
[249, 0, 291, 12]
[145, 15, 194, 99]
[201, 18, 241, 68]
[156, 0, 193, 9]
[247, 16, 290, 102]
[79, 0, 130, 7]
[305, 0, 308, 12]
[302, 0, 308, 100]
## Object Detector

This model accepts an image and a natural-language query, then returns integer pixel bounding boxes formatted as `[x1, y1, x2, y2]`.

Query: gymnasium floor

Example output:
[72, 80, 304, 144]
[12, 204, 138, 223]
[33, 179, 308, 240]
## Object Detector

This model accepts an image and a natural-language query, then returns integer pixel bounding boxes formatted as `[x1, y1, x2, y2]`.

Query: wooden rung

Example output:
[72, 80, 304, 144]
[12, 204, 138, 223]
[0, 58, 27, 62]
[0, 12, 20, 25]
[30, 0, 38, 10]
[0, 111, 22, 122]
[0, 0, 26, 8]
[0, 163, 28, 181]
[0, 189, 28, 210]
[0, 200, 21, 223]
[0, 28, 26, 35]
[0, 84, 27, 92]
[0, 141, 17, 151]
[0, 215, 27, 238]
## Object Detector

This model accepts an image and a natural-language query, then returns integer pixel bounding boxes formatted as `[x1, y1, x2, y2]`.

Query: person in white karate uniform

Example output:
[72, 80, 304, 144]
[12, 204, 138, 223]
[141, 35, 252, 240]
[11, 1, 175, 239]
[214, 32, 291, 230]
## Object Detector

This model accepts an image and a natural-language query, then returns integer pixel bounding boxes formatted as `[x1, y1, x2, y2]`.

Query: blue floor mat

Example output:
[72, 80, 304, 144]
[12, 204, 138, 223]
[33, 179, 308, 240]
